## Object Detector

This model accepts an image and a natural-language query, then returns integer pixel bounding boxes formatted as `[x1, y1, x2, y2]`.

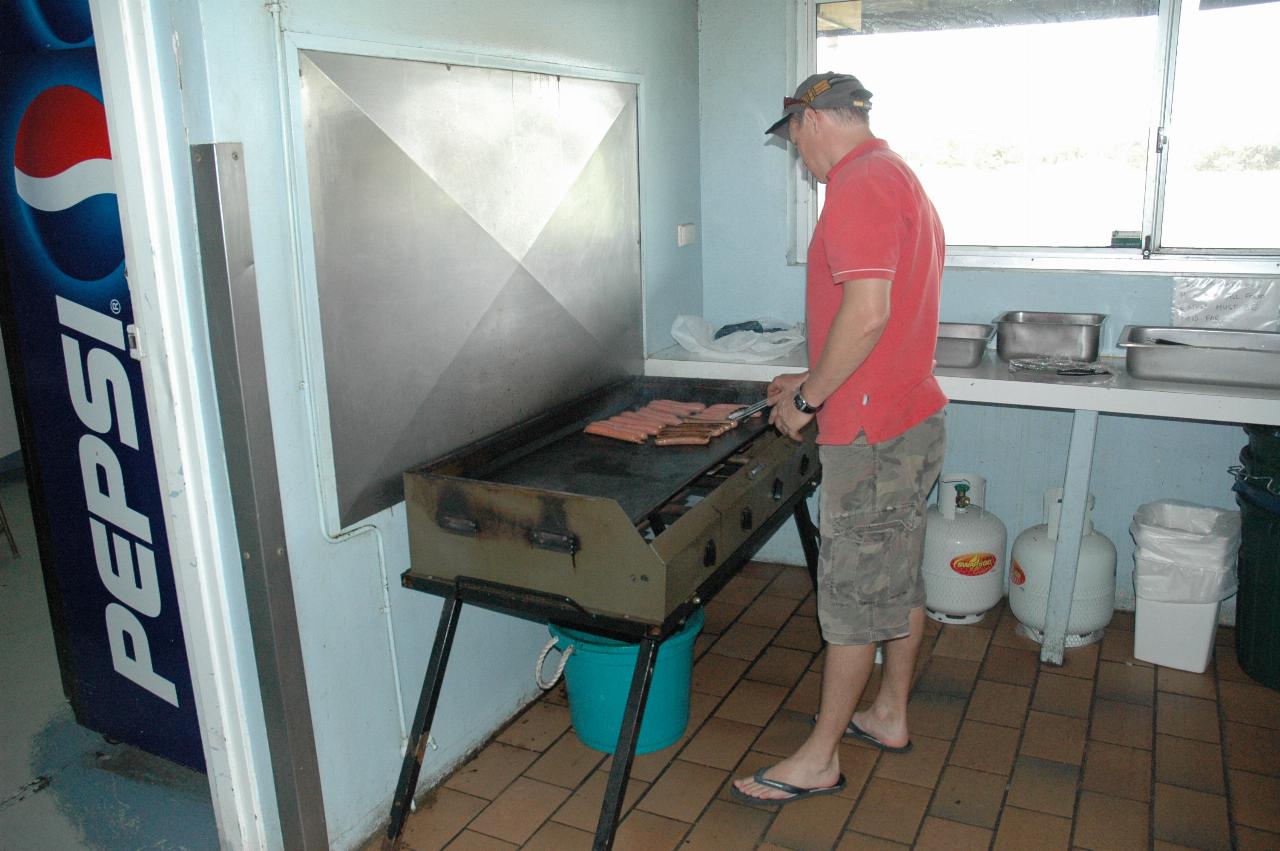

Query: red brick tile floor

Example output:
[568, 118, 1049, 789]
[377, 562, 1280, 850]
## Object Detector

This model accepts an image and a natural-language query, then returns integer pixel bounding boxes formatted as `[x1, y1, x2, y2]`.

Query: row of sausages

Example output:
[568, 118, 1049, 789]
[583, 400, 754, 446]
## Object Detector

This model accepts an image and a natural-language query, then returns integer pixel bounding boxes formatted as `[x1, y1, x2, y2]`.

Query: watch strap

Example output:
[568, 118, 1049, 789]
[794, 386, 823, 414]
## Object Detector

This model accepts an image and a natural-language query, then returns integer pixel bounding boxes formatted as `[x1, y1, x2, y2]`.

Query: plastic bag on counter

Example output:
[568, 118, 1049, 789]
[1130, 500, 1241, 603]
[670, 315, 806, 363]
[1007, 357, 1114, 385]
[1172, 277, 1280, 331]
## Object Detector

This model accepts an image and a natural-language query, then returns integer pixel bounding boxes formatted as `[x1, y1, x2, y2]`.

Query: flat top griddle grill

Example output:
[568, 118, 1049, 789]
[471, 384, 771, 524]
[390, 375, 821, 851]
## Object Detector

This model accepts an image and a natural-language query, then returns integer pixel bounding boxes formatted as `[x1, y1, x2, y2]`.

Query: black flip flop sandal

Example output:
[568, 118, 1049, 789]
[730, 767, 847, 806]
[807, 714, 914, 753]
[846, 720, 913, 753]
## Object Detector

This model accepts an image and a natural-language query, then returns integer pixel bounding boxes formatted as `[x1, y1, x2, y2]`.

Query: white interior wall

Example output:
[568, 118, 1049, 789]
[695, 0, 1253, 621]
[162, 2, 703, 848]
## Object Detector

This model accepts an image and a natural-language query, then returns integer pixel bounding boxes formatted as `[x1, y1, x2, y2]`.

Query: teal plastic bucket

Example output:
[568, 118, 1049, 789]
[549, 608, 703, 755]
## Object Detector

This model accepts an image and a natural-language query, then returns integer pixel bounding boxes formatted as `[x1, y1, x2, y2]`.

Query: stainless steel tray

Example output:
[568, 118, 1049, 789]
[1118, 326, 1280, 389]
[935, 322, 994, 368]
[995, 311, 1106, 362]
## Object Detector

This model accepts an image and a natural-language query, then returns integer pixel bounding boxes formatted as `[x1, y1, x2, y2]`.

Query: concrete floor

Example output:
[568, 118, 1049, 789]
[0, 468, 219, 850]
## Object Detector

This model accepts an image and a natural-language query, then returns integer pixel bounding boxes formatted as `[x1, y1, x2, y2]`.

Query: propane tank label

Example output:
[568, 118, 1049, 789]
[950, 552, 997, 576]
[1011, 560, 1026, 586]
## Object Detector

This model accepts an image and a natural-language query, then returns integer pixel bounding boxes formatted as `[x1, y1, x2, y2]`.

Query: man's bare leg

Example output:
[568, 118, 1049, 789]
[850, 606, 924, 748]
[732, 642, 876, 800]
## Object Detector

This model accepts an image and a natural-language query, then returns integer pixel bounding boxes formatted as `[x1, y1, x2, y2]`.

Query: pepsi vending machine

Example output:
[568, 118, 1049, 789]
[0, 1, 203, 770]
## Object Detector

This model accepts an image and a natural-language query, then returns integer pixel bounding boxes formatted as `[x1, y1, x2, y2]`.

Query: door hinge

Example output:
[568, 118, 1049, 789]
[1155, 126, 1168, 154]
[127, 324, 143, 360]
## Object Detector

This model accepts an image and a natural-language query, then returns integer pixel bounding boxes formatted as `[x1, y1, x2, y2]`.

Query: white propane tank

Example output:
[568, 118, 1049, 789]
[923, 474, 1008, 625]
[1009, 488, 1116, 647]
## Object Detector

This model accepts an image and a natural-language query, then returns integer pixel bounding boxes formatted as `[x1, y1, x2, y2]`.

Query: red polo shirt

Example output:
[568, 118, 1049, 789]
[807, 138, 947, 445]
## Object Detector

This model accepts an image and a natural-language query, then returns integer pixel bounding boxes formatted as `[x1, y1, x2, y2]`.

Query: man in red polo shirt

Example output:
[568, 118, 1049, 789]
[733, 73, 947, 805]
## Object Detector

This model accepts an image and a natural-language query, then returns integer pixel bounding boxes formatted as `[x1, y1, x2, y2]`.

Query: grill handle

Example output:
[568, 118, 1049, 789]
[455, 575, 593, 618]
[529, 528, 580, 555]
[438, 513, 479, 537]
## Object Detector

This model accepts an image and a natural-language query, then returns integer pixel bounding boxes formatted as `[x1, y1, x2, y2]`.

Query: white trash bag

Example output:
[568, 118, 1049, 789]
[1130, 500, 1241, 603]
[670, 315, 806, 364]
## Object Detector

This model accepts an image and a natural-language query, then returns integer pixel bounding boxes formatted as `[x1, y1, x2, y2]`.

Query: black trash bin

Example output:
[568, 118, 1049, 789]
[1246, 424, 1280, 461]
[1233, 430, 1280, 692]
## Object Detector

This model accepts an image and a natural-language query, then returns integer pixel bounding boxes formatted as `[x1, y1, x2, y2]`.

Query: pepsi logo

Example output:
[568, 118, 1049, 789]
[14, 85, 124, 281]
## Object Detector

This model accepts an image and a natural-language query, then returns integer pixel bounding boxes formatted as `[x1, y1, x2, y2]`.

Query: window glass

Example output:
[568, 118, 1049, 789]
[1159, 0, 1280, 250]
[816, 0, 1159, 248]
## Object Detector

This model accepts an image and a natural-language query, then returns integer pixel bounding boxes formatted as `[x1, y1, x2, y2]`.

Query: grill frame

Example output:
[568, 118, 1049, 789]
[388, 375, 822, 849]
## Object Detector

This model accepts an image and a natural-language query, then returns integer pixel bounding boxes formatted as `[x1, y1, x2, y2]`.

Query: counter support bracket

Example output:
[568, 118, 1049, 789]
[1040, 409, 1100, 666]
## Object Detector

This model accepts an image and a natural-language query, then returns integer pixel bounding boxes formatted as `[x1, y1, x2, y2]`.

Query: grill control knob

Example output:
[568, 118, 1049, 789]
[740, 506, 754, 530]
[772, 478, 784, 501]
[800, 454, 811, 476]
[703, 539, 717, 566]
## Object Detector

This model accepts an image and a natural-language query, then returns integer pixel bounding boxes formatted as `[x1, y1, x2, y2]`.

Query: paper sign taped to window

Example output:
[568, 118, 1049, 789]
[1172, 277, 1280, 331]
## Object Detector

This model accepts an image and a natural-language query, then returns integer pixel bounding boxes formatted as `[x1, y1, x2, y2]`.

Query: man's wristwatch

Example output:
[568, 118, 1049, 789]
[793, 385, 823, 414]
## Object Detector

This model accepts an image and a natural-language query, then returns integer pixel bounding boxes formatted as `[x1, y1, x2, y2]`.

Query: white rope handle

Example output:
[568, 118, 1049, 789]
[535, 637, 573, 690]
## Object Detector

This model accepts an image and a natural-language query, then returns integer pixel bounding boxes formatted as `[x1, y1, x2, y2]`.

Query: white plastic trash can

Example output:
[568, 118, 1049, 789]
[1130, 500, 1241, 673]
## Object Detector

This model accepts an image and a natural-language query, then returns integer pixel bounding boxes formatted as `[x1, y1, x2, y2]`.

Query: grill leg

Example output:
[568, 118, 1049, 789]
[0, 498, 17, 558]
[385, 592, 463, 845]
[793, 497, 820, 593]
[592, 636, 659, 851]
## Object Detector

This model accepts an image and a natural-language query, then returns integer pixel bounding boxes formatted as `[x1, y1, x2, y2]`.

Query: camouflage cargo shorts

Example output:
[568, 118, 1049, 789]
[816, 412, 946, 645]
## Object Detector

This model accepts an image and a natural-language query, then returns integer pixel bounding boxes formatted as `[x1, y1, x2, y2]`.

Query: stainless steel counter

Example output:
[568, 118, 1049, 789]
[647, 345, 1280, 426]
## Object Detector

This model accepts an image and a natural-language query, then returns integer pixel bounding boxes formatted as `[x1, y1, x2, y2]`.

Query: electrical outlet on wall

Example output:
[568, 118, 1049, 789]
[676, 223, 697, 247]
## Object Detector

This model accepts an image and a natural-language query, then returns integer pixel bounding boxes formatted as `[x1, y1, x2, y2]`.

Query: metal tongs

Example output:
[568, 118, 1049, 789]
[727, 398, 771, 421]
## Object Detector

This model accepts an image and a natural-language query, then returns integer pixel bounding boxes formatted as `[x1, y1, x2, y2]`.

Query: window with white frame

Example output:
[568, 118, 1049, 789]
[806, 0, 1280, 261]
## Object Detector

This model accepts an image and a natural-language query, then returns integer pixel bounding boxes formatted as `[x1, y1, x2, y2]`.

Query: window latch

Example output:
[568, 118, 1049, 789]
[1155, 127, 1168, 154]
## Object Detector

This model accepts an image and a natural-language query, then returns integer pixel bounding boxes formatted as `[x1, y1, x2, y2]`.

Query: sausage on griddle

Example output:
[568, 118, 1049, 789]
[584, 421, 647, 443]
[655, 434, 711, 446]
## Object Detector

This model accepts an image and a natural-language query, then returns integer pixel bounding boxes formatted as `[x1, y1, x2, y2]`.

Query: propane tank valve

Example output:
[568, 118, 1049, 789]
[954, 482, 971, 510]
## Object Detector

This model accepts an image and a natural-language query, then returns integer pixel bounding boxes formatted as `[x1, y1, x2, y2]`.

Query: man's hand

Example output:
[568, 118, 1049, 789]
[767, 372, 806, 405]
[769, 394, 813, 441]
[766, 372, 810, 441]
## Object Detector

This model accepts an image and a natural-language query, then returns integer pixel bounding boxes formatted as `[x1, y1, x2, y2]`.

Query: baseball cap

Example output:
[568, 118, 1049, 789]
[766, 72, 873, 141]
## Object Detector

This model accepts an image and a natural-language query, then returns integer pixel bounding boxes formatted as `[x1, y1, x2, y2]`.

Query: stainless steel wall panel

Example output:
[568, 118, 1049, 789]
[298, 50, 641, 525]
[304, 51, 631, 262]
[521, 101, 642, 361]
[375, 265, 631, 487]
[191, 144, 328, 850]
